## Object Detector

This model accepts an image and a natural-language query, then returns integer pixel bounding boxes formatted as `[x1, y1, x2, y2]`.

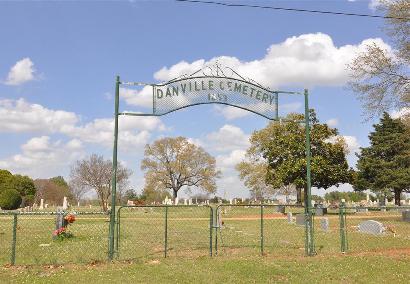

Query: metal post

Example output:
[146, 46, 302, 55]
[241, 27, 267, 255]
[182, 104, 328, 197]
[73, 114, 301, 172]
[339, 201, 348, 253]
[164, 206, 168, 258]
[209, 207, 213, 256]
[10, 214, 17, 265]
[108, 75, 120, 260]
[260, 205, 264, 256]
[304, 89, 315, 256]
[274, 92, 279, 119]
[115, 207, 121, 258]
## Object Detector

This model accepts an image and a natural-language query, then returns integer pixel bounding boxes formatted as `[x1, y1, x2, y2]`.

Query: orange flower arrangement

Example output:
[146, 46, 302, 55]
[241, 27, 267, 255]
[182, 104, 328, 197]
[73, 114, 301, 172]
[64, 213, 76, 224]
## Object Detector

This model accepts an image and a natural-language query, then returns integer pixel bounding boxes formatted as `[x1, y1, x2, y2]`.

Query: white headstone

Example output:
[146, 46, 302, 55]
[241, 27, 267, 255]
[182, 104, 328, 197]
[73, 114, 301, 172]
[287, 212, 293, 223]
[174, 197, 179, 205]
[402, 210, 410, 222]
[127, 200, 134, 206]
[77, 201, 80, 207]
[89, 204, 92, 209]
[188, 198, 192, 205]
[39, 198, 44, 210]
[62, 196, 68, 210]
[45, 204, 48, 208]
[229, 199, 233, 205]
[320, 218, 329, 232]
[358, 220, 385, 235]
[295, 214, 305, 226]
[366, 193, 370, 202]
[184, 199, 187, 205]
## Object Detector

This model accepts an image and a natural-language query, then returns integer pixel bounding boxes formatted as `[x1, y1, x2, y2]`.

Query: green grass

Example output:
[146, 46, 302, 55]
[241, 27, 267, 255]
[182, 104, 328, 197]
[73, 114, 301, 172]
[1, 254, 409, 283]
[1, 206, 409, 266]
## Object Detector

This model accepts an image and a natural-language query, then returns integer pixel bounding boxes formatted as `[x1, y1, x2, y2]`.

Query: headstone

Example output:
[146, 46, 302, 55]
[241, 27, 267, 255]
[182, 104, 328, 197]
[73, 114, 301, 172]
[62, 196, 68, 210]
[287, 212, 293, 223]
[39, 199, 44, 210]
[366, 193, 370, 203]
[127, 200, 134, 206]
[320, 218, 329, 232]
[77, 201, 80, 207]
[45, 204, 48, 208]
[356, 207, 368, 213]
[295, 214, 305, 226]
[402, 210, 410, 222]
[275, 205, 285, 214]
[174, 197, 179, 205]
[89, 204, 92, 209]
[358, 220, 385, 235]
[241, 197, 245, 203]
[184, 199, 187, 205]
[188, 198, 192, 205]
[229, 199, 233, 205]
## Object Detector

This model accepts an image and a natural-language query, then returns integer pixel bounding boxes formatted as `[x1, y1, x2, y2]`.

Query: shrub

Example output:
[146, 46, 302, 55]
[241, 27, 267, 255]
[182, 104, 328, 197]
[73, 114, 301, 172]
[0, 188, 22, 210]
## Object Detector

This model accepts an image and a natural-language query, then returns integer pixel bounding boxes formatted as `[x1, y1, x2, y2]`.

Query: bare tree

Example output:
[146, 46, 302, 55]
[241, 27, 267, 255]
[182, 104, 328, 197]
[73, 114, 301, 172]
[70, 154, 132, 211]
[68, 178, 90, 205]
[348, 0, 409, 122]
[141, 137, 221, 199]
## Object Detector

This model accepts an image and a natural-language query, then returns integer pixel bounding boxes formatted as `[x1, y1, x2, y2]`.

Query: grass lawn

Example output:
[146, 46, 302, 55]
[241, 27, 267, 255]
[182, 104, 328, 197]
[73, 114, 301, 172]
[1, 253, 409, 283]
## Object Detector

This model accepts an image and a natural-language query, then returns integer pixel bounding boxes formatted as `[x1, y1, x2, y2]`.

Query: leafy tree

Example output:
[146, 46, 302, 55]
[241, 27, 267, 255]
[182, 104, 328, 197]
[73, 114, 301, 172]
[70, 154, 132, 211]
[348, 0, 409, 122]
[0, 188, 22, 210]
[141, 186, 171, 203]
[34, 178, 73, 206]
[0, 170, 14, 193]
[141, 137, 221, 199]
[354, 113, 410, 205]
[242, 111, 352, 204]
[236, 160, 274, 199]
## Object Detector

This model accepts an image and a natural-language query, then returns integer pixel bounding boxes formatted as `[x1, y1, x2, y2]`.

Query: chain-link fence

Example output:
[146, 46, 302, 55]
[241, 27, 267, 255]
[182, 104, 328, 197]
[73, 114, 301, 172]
[215, 205, 308, 257]
[0, 211, 109, 265]
[116, 205, 213, 260]
[338, 206, 410, 254]
[1, 205, 409, 265]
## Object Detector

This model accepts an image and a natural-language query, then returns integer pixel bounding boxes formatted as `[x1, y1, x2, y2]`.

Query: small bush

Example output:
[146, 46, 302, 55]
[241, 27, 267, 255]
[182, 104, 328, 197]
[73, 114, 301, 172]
[0, 188, 22, 210]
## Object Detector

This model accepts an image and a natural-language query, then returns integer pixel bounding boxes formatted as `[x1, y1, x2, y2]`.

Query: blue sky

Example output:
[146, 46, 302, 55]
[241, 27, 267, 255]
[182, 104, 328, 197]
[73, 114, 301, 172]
[0, 0, 399, 198]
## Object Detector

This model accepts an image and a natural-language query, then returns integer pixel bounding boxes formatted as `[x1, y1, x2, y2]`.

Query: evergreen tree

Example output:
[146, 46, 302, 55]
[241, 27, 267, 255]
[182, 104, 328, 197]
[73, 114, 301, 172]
[355, 113, 410, 205]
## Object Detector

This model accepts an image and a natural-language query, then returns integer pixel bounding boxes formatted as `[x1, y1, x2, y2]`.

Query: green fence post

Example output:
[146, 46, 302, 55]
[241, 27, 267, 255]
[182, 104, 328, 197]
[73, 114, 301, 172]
[304, 89, 315, 256]
[164, 206, 168, 258]
[209, 207, 213, 256]
[260, 205, 264, 256]
[339, 201, 348, 253]
[108, 75, 120, 261]
[215, 207, 218, 256]
[10, 213, 17, 265]
[115, 207, 121, 258]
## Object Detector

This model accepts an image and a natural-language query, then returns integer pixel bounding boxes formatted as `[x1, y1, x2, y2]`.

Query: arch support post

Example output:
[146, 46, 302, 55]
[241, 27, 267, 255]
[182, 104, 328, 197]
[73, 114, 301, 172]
[108, 75, 120, 260]
[304, 89, 315, 256]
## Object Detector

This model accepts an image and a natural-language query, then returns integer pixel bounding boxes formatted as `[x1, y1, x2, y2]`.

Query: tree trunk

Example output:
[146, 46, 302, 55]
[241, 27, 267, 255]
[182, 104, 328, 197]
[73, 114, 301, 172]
[394, 189, 401, 206]
[296, 188, 302, 205]
[173, 189, 178, 199]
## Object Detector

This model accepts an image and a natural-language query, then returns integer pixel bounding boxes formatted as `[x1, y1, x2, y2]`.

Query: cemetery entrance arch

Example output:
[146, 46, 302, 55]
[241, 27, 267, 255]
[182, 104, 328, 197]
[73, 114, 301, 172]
[108, 63, 315, 259]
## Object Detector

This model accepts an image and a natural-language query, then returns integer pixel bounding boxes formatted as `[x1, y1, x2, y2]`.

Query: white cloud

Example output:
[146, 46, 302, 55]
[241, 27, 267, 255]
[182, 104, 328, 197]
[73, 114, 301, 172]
[343, 135, 361, 154]
[326, 118, 339, 127]
[0, 98, 165, 151]
[152, 33, 392, 89]
[0, 136, 85, 178]
[205, 124, 250, 152]
[120, 86, 153, 108]
[217, 149, 246, 168]
[391, 107, 410, 119]
[369, 0, 390, 10]
[4, 58, 37, 86]
[213, 105, 250, 120]
[0, 98, 78, 133]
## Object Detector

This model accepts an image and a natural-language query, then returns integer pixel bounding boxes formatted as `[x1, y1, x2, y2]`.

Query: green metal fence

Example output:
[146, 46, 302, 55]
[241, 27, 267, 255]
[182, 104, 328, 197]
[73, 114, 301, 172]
[0, 211, 109, 265]
[338, 205, 410, 254]
[214, 205, 309, 257]
[115, 205, 213, 260]
[1, 205, 409, 265]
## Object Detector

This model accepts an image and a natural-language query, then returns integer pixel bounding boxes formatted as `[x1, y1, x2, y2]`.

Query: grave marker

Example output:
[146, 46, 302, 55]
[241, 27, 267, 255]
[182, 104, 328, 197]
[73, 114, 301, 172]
[358, 220, 385, 235]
